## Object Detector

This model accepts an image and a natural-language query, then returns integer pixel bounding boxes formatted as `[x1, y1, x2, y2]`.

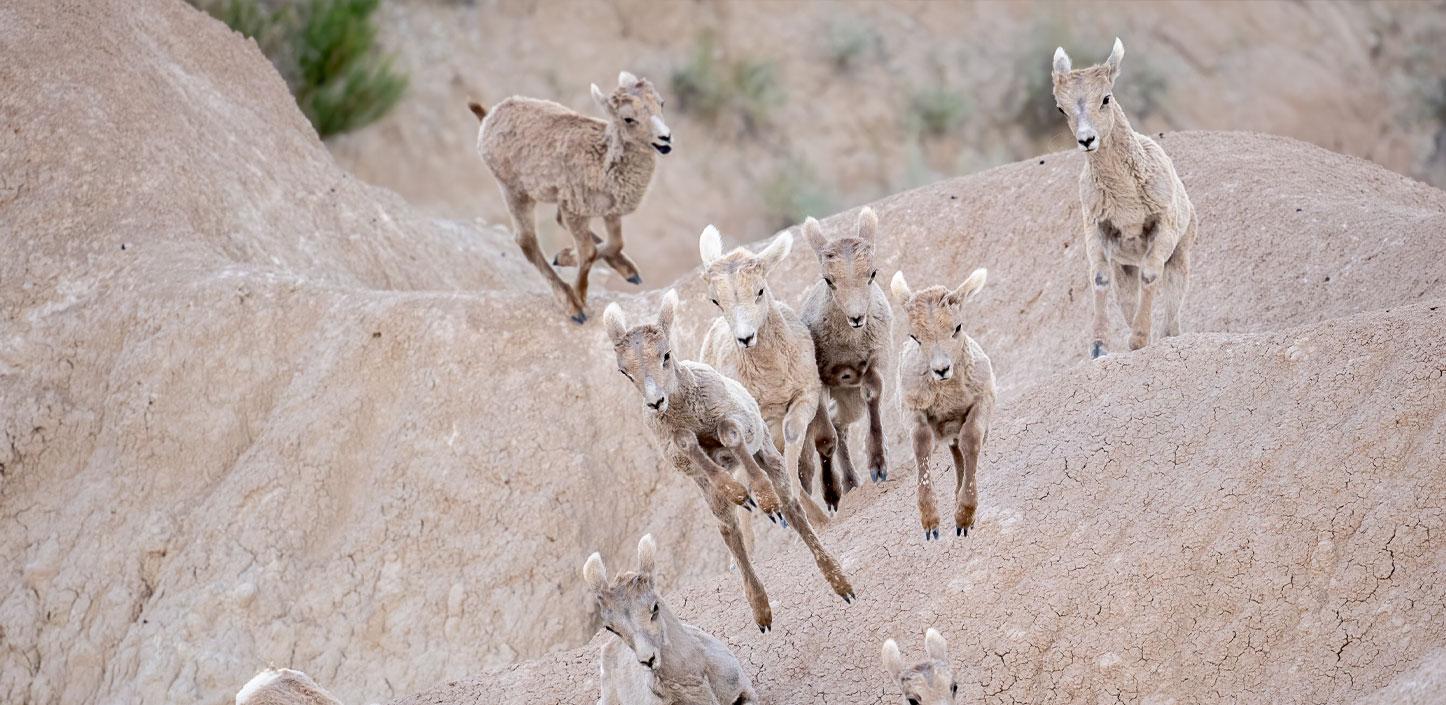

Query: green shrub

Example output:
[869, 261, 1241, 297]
[824, 20, 878, 72]
[670, 32, 780, 134]
[761, 157, 835, 231]
[193, 0, 406, 139]
[907, 87, 969, 138]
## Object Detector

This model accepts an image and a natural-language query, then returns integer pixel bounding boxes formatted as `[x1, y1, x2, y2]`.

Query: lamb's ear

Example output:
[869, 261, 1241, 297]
[856, 207, 878, 245]
[699, 225, 724, 266]
[583, 552, 608, 590]
[657, 289, 679, 333]
[603, 303, 628, 344]
[591, 83, 613, 114]
[925, 628, 949, 661]
[618, 70, 639, 88]
[1052, 46, 1072, 75]
[948, 267, 987, 305]
[803, 217, 828, 254]
[1105, 37, 1124, 81]
[890, 271, 913, 303]
[758, 231, 793, 271]
[636, 534, 657, 576]
[881, 639, 904, 679]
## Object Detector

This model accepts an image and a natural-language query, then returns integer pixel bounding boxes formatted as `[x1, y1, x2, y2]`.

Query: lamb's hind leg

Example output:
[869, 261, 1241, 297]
[806, 394, 842, 512]
[781, 396, 830, 527]
[831, 388, 864, 495]
[559, 209, 601, 310]
[863, 366, 888, 482]
[688, 470, 772, 632]
[504, 191, 585, 323]
[1112, 262, 1139, 330]
[751, 445, 856, 603]
[1160, 222, 1193, 338]
[552, 214, 642, 285]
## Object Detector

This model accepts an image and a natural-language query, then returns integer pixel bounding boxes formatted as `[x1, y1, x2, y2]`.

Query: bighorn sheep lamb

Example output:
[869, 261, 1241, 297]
[799, 208, 893, 512]
[891, 269, 995, 540]
[881, 629, 959, 705]
[235, 667, 343, 705]
[1052, 38, 1197, 358]
[698, 226, 831, 523]
[586, 534, 757, 705]
[604, 291, 855, 632]
[470, 71, 672, 323]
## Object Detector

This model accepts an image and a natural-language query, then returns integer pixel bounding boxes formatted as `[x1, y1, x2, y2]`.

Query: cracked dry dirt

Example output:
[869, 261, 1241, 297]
[2, 2, 1444, 705]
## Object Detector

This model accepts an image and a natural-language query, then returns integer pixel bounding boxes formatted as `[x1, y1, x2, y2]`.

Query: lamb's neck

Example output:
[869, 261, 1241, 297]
[654, 608, 707, 685]
[745, 305, 796, 359]
[1085, 107, 1147, 199]
[602, 125, 656, 181]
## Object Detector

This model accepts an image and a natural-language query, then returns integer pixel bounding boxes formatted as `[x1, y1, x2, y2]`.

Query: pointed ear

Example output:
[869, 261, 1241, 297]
[803, 217, 828, 254]
[583, 552, 608, 590]
[925, 628, 949, 661]
[591, 83, 613, 114]
[948, 267, 987, 305]
[699, 225, 724, 266]
[881, 639, 904, 679]
[603, 303, 628, 345]
[1053, 46, 1072, 75]
[1105, 37, 1124, 80]
[856, 207, 878, 245]
[757, 231, 793, 271]
[658, 289, 679, 333]
[618, 71, 639, 88]
[636, 534, 657, 576]
[890, 271, 913, 303]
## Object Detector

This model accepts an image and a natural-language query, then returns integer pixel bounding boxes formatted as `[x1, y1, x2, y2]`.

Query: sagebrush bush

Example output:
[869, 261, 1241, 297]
[193, 0, 406, 138]
[824, 20, 878, 72]
[670, 32, 780, 135]
[908, 87, 969, 138]
[761, 157, 835, 231]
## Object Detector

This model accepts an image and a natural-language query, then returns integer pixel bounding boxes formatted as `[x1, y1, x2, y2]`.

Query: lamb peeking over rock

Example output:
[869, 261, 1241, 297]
[235, 667, 343, 705]
[799, 208, 894, 511]
[1052, 38, 1197, 357]
[586, 534, 757, 705]
[471, 71, 672, 323]
[891, 269, 995, 540]
[604, 291, 855, 632]
[881, 629, 959, 705]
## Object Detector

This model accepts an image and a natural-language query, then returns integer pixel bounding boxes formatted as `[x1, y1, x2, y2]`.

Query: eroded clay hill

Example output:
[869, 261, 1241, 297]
[1, 2, 1443, 705]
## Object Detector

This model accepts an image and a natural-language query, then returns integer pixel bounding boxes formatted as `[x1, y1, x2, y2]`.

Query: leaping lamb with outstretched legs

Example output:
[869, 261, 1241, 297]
[881, 629, 960, 705]
[891, 269, 995, 540]
[799, 208, 893, 512]
[471, 71, 671, 323]
[235, 667, 343, 705]
[586, 534, 757, 705]
[604, 291, 855, 632]
[1052, 38, 1197, 358]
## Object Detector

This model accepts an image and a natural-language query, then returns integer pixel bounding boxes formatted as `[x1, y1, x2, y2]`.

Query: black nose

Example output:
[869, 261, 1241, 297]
[1079, 135, 1096, 148]
[646, 398, 665, 410]
[642, 655, 657, 669]
[659, 134, 671, 143]
[933, 366, 952, 378]
[737, 334, 755, 347]
[848, 316, 864, 327]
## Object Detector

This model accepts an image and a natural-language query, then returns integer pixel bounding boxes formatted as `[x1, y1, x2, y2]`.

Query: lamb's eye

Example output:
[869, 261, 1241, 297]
[953, 323, 962, 337]
[605, 625, 619, 635]
[756, 288, 765, 298]
[1057, 106, 1065, 115]
[1102, 95, 1111, 106]
[909, 334, 919, 344]
[908, 699, 920, 705]
[650, 603, 659, 618]
[951, 683, 959, 695]
[869, 270, 877, 282]
[662, 351, 670, 363]
[711, 298, 720, 307]
[624, 117, 637, 125]
[824, 277, 836, 290]
[618, 368, 629, 378]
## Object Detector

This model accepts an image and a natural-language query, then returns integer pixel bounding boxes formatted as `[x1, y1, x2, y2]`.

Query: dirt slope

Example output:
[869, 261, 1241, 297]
[399, 301, 1446, 705]
[2, 2, 1444, 705]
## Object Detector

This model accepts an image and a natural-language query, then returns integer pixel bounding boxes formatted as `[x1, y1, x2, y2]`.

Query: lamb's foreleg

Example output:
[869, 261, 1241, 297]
[863, 365, 887, 482]
[951, 400, 991, 537]
[782, 393, 830, 525]
[505, 191, 586, 323]
[717, 418, 783, 524]
[911, 412, 939, 540]
[674, 431, 755, 511]
[801, 394, 836, 510]
[752, 445, 856, 603]
[1131, 217, 1177, 351]
[1087, 228, 1112, 358]
[552, 215, 643, 285]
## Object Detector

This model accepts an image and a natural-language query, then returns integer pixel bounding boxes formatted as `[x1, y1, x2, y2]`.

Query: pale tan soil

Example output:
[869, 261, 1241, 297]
[1, 2, 1444, 705]
[331, 0, 1446, 286]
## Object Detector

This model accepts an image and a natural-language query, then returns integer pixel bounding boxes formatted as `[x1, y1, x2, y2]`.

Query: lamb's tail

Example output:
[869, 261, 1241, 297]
[467, 101, 487, 121]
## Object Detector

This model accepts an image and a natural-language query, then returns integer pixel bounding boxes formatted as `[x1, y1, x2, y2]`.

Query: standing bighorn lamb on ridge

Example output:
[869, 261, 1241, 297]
[235, 667, 343, 705]
[698, 226, 832, 524]
[881, 629, 960, 705]
[604, 292, 855, 633]
[799, 209, 893, 511]
[585, 534, 757, 705]
[1052, 38, 1197, 358]
[891, 269, 995, 540]
[470, 71, 671, 323]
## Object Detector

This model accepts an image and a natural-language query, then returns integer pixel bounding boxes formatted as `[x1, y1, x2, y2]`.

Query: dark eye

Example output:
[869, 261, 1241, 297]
[756, 288, 765, 298]
[605, 625, 619, 635]
[953, 323, 962, 337]
[618, 368, 630, 378]
[909, 334, 919, 344]
[1057, 106, 1065, 115]
[869, 270, 877, 282]
[824, 277, 836, 290]
[908, 699, 920, 705]
[650, 603, 659, 619]
[951, 683, 959, 695]
[662, 351, 670, 364]
[1102, 95, 1111, 106]
[711, 298, 720, 307]
[624, 117, 637, 125]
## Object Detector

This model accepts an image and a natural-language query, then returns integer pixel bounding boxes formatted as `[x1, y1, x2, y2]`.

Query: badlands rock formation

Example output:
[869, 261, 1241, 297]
[1, 2, 1443, 705]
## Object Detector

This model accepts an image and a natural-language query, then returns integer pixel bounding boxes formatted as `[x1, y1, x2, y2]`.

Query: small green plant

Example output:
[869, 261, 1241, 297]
[824, 20, 878, 72]
[907, 87, 969, 138]
[192, 0, 406, 139]
[670, 32, 780, 135]
[761, 157, 835, 231]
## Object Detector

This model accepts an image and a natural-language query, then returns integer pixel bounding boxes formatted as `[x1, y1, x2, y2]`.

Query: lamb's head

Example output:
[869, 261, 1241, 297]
[882, 629, 959, 705]
[1051, 37, 1125, 152]
[699, 225, 793, 350]
[584, 534, 671, 672]
[804, 207, 881, 331]
[891, 268, 987, 382]
[592, 71, 673, 155]
[604, 290, 681, 415]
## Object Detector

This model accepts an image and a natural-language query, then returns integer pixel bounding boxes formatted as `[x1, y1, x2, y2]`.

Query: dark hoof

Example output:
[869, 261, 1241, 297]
[1090, 341, 1105, 359]
[551, 255, 560, 266]
[777, 513, 788, 528]
[625, 273, 642, 285]
[826, 500, 839, 513]
[924, 528, 940, 541]
[570, 312, 588, 325]
[745, 497, 758, 510]
[956, 526, 969, 537]
[842, 592, 855, 604]
[759, 624, 770, 634]
[870, 467, 888, 482]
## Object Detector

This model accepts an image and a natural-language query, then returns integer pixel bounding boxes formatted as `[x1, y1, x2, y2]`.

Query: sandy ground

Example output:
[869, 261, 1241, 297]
[1, 2, 1443, 705]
